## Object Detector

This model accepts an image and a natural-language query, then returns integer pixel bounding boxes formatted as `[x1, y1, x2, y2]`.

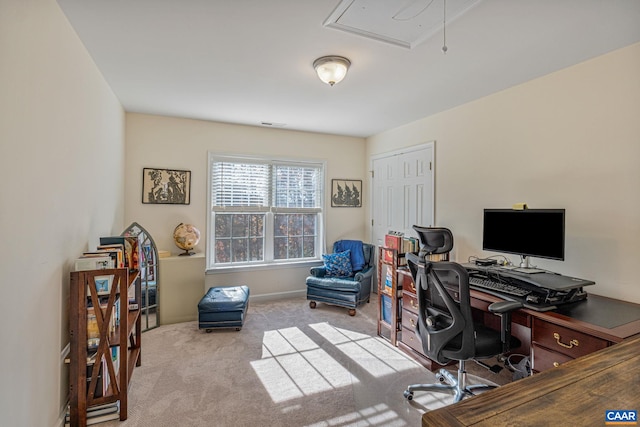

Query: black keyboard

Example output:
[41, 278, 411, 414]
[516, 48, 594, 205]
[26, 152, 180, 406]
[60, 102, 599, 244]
[469, 277, 531, 297]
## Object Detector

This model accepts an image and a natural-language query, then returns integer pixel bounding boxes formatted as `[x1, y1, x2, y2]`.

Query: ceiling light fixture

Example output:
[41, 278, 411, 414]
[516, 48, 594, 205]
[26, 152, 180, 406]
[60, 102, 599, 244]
[313, 56, 351, 86]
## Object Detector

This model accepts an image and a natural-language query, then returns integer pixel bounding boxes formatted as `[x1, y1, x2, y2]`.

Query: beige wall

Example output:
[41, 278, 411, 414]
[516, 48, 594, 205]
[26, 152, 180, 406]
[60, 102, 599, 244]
[0, 1, 125, 426]
[125, 113, 368, 298]
[367, 42, 640, 304]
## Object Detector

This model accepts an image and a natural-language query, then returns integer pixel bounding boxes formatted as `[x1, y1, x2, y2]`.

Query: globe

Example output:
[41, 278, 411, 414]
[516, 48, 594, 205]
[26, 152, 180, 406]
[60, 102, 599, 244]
[173, 223, 201, 256]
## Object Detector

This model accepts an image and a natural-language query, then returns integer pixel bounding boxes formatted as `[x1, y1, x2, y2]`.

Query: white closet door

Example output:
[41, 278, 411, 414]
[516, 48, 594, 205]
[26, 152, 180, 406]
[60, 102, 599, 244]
[371, 143, 434, 248]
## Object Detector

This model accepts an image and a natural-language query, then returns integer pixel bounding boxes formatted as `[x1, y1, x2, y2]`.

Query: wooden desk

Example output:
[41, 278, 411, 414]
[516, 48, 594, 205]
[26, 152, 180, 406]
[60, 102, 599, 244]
[470, 290, 640, 372]
[396, 266, 640, 373]
[422, 335, 640, 426]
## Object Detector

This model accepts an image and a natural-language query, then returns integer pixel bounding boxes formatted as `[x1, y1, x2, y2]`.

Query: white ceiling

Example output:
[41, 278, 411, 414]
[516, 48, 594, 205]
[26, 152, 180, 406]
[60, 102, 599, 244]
[56, 0, 640, 138]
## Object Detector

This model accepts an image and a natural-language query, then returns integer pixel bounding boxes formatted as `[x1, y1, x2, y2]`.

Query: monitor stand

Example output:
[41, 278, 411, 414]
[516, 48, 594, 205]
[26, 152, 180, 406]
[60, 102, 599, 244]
[516, 255, 546, 274]
[513, 267, 546, 274]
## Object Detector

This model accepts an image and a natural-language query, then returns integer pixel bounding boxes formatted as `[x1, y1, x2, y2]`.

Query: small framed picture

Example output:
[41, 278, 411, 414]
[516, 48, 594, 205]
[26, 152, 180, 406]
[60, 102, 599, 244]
[331, 179, 362, 207]
[142, 168, 191, 205]
[94, 275, 114, 295]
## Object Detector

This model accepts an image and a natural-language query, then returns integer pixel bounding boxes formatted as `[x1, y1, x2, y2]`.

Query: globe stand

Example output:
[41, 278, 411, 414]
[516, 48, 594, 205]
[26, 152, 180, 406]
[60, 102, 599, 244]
[179, 249, 195, 256]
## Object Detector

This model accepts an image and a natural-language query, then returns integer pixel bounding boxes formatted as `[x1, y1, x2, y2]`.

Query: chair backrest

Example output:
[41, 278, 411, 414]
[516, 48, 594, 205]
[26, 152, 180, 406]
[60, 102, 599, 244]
[406, 254, 475, 364]
[332, 240, 374, 271]
[412, 226, 454, 259]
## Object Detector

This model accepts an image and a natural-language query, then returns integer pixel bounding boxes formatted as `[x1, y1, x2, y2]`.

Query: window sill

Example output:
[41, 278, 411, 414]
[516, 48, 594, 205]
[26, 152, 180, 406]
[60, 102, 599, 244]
[206, 259, 322, 275]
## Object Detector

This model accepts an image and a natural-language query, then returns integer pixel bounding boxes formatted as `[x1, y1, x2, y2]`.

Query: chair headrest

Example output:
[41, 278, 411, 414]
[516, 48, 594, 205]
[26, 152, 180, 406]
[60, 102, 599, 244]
[413, 226, 454, 255]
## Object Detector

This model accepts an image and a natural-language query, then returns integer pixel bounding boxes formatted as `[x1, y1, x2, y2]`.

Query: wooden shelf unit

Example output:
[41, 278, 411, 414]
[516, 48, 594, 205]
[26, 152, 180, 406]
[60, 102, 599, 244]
[68, 268, 141, 427]
[377, 246, 403, 345]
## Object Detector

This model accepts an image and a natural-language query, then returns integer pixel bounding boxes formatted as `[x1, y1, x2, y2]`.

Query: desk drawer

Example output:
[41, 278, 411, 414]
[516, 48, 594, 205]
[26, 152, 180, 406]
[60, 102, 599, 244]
[403, 291, 419, 314]
[402, 308, 418, 332]
[401, 326, 425, 355]
[398, 270, 415, 293]
[533, 318, 608, 359]
[531, 343, 573, 372]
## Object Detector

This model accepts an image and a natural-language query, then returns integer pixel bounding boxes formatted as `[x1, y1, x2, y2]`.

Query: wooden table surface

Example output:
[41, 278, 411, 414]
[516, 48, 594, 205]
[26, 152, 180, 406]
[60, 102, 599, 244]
[422, 335, 640, 426]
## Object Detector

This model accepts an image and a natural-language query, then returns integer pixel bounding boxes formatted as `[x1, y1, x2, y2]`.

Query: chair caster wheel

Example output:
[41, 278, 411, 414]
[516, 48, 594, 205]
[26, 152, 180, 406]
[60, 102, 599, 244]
[309, 301, 316, 309]
[403, 390, 414, 400]
[348, 309, 356, 316]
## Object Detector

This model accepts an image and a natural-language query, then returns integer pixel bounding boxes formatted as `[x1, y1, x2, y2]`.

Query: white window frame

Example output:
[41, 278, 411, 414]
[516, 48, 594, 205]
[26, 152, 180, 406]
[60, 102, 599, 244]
[206, 153, 325, 271]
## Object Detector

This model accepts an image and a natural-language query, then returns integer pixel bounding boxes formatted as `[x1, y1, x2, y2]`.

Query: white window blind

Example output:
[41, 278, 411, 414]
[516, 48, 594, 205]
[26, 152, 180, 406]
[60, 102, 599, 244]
[211, 161, 270, 209]
[274, 164, 322, 210]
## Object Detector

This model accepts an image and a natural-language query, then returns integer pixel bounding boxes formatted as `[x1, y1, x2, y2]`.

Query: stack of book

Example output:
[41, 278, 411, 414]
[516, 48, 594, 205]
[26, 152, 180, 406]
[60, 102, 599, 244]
[64, 401, 120, 426]
[74, 235, 140, 272]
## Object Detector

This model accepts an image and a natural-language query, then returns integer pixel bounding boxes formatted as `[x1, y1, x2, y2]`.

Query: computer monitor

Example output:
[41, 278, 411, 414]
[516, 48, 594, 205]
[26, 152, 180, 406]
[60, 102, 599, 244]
[482, 208, 565, 271]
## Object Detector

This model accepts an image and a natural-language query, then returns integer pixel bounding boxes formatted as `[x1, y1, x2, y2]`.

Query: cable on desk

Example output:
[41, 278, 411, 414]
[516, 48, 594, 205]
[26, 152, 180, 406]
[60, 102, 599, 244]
[467, 254, 512, 266]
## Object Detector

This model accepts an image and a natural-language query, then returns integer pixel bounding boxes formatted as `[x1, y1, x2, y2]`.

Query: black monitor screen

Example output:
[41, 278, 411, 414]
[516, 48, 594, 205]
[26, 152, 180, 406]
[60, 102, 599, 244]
[482, 209, 565, 261]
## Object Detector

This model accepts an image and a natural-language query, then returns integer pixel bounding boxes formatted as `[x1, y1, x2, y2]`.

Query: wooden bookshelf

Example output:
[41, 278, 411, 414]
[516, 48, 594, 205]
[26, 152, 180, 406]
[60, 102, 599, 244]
[68, 268, 141, 427]
[377, 246, 404, 345]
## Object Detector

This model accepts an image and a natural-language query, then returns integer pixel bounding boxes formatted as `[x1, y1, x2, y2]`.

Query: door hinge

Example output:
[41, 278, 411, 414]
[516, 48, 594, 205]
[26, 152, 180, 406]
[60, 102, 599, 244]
[370, 170, 374, 178]
[371, 219, 374, 226]
[429, 161, 432, 171]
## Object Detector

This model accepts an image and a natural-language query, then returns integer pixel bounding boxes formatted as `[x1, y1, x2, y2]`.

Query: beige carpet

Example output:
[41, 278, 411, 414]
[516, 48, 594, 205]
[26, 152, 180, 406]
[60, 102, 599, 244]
[99, 296, 504, 427]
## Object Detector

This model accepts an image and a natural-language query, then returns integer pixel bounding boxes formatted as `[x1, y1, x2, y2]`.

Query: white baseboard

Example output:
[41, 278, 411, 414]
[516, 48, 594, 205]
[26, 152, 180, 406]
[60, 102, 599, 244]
[249, 289, 306, 302]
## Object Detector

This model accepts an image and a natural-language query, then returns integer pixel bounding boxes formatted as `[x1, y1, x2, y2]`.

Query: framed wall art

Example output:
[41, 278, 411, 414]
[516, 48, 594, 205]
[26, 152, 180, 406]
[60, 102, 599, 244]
[142, 168, 191, 205]
[331, 179, 362, 208]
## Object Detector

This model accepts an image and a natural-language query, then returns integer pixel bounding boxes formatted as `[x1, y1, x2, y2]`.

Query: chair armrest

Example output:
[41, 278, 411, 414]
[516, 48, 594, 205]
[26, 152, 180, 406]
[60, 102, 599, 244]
[488, 301, 523, 314]
[488, 300, 523, 352]
[354, 266, 374, 282]
[309, 266, 327, 278]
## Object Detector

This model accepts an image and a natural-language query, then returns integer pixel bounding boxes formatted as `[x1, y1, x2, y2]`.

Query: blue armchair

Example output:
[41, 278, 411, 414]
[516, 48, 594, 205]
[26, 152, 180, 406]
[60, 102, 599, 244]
[306, 240, 374, 316]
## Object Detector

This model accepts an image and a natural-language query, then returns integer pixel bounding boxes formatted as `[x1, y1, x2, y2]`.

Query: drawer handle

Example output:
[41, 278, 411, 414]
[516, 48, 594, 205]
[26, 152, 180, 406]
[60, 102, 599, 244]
[553, 332, 579, 349]
[553, 362, 560, 368]
[410, 300, 418, 309]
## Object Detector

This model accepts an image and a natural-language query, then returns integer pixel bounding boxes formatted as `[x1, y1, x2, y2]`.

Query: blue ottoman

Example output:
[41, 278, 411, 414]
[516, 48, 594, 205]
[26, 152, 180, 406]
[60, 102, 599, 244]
[198, 285, 250, 332]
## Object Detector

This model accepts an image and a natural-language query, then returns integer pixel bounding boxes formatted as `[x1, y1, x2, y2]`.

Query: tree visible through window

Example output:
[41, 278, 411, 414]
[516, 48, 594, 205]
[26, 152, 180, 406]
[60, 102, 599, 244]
[209, 156, 324, 267]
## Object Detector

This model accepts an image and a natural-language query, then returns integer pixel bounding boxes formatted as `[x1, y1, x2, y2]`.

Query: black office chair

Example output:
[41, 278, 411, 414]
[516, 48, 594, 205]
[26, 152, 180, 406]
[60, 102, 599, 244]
[403, 256, 522, 403]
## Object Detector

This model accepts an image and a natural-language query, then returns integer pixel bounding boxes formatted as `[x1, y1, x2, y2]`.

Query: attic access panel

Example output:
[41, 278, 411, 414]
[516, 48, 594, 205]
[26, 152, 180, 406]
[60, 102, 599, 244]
[324, 0, 481, 49]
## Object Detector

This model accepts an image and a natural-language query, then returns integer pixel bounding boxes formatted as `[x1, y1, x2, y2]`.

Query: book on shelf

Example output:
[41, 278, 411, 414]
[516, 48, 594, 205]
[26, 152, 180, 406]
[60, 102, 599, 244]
[83, 249, 122, 269]
[64, 351, 98, 365]
[64, 354, 108, 398]
[81, 356, 108, 399]
[100, 236, 139, 272]
[111, 346, 120, 375]
[86, 304, 116, 350]
[384, 269, 393, 292]
[86, 308, 100, 351]
[95, 244, 125, 269]
[74, 255, 114, 272]
[383, 232, 403, 263]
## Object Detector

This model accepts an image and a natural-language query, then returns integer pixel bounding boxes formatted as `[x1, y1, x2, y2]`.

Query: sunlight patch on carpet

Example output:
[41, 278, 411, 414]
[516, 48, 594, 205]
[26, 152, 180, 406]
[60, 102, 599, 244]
[251, 327, 357, 403]
[310, 322, 420, 377]
[305, 403, 407, 427]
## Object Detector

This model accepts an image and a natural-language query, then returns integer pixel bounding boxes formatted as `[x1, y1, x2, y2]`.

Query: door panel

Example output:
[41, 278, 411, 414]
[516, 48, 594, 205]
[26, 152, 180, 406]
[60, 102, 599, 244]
[371, 144, 434, 248]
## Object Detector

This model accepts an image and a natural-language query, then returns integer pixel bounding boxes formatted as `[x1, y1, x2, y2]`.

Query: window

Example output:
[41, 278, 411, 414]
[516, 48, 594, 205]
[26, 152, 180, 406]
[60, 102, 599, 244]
[208, 155, 324, 269]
